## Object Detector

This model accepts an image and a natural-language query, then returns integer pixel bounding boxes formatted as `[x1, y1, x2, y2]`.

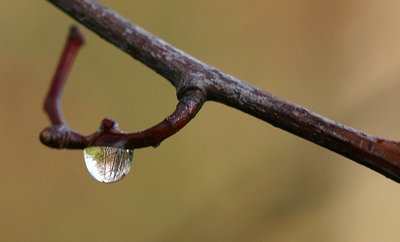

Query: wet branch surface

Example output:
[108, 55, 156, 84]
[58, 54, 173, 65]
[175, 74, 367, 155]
[42, 0, 400, 183]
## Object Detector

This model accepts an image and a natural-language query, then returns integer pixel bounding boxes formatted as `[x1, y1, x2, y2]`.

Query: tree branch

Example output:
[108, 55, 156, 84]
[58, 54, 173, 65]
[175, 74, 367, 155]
[43, 0, 400, 183]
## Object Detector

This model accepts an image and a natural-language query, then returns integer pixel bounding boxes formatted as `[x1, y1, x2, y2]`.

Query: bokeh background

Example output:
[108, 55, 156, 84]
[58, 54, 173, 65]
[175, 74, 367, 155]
[2, 0, 400, 241]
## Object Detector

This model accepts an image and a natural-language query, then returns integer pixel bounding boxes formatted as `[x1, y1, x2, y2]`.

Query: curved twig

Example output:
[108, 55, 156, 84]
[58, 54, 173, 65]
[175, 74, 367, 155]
[43, 0, 400, 183]
[40, 26, 205, 149]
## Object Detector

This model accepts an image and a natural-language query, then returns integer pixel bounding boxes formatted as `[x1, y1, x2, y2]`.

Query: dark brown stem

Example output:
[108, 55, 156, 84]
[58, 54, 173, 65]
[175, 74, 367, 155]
[44, 0, 400, 183]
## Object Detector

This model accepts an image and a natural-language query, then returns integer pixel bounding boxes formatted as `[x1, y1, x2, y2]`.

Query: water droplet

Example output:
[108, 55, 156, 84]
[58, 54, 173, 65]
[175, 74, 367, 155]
[83, 146, 133, 183]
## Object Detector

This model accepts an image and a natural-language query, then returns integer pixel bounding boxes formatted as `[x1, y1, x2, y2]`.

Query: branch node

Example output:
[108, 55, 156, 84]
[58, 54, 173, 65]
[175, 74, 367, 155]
[39, 124, 71, 148]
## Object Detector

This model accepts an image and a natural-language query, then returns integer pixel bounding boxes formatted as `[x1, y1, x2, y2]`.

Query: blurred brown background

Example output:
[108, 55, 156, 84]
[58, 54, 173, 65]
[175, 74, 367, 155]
[2, 0, 400, 241]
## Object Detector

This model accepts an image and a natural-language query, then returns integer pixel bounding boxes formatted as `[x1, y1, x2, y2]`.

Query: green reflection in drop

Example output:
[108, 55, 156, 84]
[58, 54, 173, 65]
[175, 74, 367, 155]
[83, 146, 133, 183]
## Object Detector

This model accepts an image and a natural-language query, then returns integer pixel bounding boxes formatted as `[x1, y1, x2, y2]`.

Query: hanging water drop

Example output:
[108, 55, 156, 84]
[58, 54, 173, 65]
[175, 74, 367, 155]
[83, 146, 133, 183]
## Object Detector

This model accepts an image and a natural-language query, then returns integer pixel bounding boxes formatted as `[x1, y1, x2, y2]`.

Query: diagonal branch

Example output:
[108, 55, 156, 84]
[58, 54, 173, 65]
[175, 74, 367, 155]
[44, 0, 400, 183]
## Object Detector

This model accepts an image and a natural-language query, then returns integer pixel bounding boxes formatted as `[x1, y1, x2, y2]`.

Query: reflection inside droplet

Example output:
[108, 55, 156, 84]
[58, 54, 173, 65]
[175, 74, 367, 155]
[83, 146, 133, 183]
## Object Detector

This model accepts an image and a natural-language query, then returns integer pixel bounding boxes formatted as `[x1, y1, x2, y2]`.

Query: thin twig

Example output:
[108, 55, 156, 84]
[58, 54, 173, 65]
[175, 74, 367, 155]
[43, 0, 400, 183]
[40, 26, 205, 149]
[44, 26, 84, 125]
